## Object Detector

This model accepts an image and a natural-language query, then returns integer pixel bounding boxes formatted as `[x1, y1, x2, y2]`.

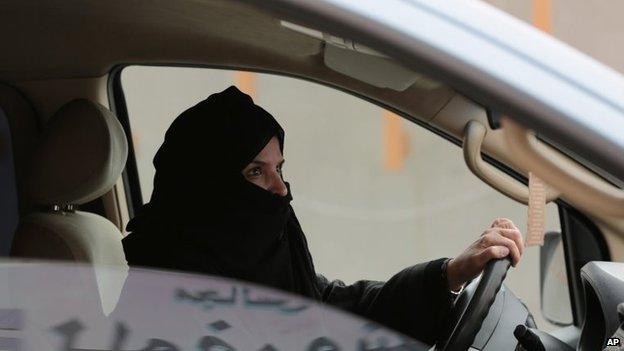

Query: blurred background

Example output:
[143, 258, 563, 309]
[120, 0, 623, 331]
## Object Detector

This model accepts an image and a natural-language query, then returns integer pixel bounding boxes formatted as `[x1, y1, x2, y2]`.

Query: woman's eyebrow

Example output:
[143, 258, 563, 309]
[249, 159, 286, 166]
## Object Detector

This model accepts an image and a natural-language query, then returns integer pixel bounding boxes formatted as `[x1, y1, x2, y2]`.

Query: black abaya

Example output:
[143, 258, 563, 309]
[122, 86, 454, 344]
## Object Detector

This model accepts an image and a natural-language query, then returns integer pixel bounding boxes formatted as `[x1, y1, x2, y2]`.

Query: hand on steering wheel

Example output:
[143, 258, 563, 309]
[446, 218, 523, 291]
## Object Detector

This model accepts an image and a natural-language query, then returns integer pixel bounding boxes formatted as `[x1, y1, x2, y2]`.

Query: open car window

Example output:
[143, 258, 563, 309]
[120, 65, 571, 331]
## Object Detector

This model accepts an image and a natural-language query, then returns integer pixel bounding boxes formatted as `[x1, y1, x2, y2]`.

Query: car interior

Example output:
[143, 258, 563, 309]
[1, 1, 623, 350]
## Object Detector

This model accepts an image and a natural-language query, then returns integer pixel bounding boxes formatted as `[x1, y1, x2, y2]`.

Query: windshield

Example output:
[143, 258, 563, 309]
[0, 261, 426, 350]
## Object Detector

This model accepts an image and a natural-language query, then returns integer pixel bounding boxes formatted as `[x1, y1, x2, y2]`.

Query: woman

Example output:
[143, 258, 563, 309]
[122, 86, 523, 344]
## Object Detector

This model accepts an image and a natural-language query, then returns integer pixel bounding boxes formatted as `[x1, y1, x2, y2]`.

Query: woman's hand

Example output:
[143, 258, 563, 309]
[446, 218, 524, 291]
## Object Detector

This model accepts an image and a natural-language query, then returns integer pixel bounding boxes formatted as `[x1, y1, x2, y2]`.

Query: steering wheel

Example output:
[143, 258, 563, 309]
[436, 258, 512, 351]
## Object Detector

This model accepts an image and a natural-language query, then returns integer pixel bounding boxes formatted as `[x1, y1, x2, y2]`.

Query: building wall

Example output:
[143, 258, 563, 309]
[485, 0, 624, 74]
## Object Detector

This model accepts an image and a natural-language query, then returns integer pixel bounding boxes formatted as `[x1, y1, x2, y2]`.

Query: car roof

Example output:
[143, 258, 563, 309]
[2, 0, 459, 126]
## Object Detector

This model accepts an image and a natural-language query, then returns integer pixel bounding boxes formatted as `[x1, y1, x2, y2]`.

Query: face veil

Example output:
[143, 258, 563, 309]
[122, 86, 321, 298]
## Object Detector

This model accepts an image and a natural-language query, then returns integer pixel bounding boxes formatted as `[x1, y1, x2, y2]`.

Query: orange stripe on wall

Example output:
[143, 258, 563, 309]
[234, 71, 257, 100]
[383, 111, 409, 171]
[532, 0, 552, 33]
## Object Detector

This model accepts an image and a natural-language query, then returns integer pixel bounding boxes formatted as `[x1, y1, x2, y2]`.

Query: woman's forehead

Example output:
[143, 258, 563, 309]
[252, 136, 284, 163]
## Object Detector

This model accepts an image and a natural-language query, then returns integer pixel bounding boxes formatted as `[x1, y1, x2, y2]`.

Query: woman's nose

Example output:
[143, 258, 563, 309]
[268, 172, 288, 197]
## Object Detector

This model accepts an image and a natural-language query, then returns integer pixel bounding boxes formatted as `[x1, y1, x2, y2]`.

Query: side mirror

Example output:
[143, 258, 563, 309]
[540, 231, 574, 326]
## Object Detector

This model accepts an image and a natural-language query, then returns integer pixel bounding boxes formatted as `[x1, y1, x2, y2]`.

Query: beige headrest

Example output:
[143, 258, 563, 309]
[28, 99, 128, 206]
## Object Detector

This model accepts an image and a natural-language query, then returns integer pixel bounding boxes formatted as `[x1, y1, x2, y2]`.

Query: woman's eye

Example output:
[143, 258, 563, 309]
[248, 167, 262, 177]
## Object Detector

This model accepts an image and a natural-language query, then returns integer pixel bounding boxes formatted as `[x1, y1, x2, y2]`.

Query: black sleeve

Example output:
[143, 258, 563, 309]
[317, 258, 454, 345]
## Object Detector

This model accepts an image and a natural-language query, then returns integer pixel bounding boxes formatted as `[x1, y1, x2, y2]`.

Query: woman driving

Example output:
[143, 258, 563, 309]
[122, 86, 524, 343]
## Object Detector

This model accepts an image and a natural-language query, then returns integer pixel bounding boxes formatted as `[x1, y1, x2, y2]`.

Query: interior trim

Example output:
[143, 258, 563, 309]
[107, 67, 143, 218]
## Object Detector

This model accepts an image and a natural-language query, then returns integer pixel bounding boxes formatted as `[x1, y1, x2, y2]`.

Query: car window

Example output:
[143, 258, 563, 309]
[0, 262, 427, 350]
[120, 65, 571, 331]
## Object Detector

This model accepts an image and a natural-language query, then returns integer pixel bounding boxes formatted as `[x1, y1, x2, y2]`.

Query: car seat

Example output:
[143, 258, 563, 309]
[10, 99, 128, 266]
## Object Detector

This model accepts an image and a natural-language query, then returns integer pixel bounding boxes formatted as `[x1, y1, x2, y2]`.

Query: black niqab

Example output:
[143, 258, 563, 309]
[122, 86, 321, 298]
